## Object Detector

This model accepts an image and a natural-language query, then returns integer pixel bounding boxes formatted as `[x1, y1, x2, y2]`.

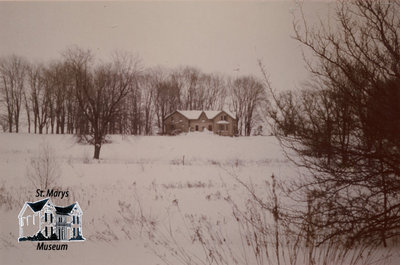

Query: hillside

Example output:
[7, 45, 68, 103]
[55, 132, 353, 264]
[0, 133, 292, 265]
[0, 133, 397, 265]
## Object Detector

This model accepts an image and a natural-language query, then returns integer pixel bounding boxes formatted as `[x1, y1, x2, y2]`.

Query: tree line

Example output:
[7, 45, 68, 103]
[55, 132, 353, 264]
[0, 47, 266, 158]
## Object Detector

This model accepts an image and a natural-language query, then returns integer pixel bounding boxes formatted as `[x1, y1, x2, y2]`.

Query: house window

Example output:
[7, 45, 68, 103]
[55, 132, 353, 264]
[220, 115, 227, 121]
[77, 216, 79, 224]
[73, 216, 75, 224]
[218, 125, 229, 131]
[45, 213, 47, 222]
[45, 227, 48, 237]
[50, 213, 53, 223]
[73, 228, 76, 237]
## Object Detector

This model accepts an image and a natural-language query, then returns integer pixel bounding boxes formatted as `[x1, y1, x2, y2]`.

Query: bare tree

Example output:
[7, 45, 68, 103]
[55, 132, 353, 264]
[201, 73, 227, 110]
[179, 66, 202, 110]
[65, 47, 140, 159]
[27, 141, 60, 190]
[125, 75, 142, 135]
[264, 0, 400, 248]
[23, 86, 32, 133]
[230, 76, 266, 136]
[0, 55, 28, 132]
[27, 63, 50, 134]
[44, 61, 70, 134]
[0, 112, 8, 132]
[266, 89, 301, 137]
[151, 67, 181, 134]
[154, 78, 180, 134]
[138, 71, 156, 135]
[169, 67, 227, 112]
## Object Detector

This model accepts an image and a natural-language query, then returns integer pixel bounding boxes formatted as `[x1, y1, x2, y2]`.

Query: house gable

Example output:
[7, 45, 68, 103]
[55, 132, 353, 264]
[19, 198, 53, 218]
[219, 110, 236, 121]
[55, 202, 82, 216]
[73, 202, 83, 216]
[18, 203, 29, 219]
[28, 198, 50, 212]
[213, 111, 237, 136]
[164, 111, 190, 134]
[198, 111, 209, 122]
[19, 203, 35, 219]
[55, 203, 76, 215]
[204, 111, 220, 120]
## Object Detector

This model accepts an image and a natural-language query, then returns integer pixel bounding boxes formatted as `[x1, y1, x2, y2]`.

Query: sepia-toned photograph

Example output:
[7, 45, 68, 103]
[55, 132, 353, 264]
[0, 1, 399, 264]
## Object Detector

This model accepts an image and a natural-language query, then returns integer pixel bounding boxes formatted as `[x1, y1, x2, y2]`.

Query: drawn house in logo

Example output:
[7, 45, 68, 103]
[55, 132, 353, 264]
[18, 198, 84, 242]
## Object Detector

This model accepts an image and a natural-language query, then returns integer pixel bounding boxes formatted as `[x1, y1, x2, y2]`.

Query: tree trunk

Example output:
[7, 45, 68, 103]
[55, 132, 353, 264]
[26, 110, 31, 133]
[51, 118, 54, 134]
[8, 119, 12, 133]
[60, 116, 65, 134]
[15, 113, 19, 133]
[93, 143, 101, 159]
[34, 115, 37, 134]
[56, 118, 60, 134]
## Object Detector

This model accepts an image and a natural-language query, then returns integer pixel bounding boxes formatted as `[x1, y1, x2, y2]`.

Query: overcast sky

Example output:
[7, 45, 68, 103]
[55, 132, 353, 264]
[0, 1, 333, 92]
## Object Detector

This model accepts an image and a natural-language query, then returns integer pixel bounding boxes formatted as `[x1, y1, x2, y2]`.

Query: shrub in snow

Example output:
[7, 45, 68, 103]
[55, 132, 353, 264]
[26, 141, 60, 190]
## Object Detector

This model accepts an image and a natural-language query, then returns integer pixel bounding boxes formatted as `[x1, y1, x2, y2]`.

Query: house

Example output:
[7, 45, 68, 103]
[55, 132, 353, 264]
[18, 198, 84, 241]
[164, 110, 237, 136]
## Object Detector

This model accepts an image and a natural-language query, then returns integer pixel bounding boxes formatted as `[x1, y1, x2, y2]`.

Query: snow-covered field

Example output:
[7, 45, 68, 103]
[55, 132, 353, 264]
[0, 133, 398, 265]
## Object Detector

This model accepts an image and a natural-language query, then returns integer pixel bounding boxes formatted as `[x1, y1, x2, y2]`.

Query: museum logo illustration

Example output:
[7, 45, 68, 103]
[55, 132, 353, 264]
[18, 197, 85, 243]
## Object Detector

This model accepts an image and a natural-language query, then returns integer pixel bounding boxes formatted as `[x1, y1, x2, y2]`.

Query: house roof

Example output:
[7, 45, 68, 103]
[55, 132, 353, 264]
[18, 198, 82, 219]
[166, 110, 236, 120]
[176, 110, 203, 120]
[27, 198, 49, 212]
[55, 203, 76, 215]
[203, 111, 221, 119]
[222, 109, 236, 119]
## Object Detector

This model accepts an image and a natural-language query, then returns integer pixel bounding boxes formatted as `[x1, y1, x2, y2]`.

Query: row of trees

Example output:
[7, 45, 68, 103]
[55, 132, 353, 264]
[265, 0, 400, 250]
[0, 47, 267, 158]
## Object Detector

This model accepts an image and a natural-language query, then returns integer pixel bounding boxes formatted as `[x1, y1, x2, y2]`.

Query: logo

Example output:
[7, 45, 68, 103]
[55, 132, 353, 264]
[18, 198, 85, 243]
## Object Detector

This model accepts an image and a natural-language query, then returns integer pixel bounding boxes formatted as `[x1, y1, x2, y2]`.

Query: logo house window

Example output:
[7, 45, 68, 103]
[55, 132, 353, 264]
[45, 212, 53, 223]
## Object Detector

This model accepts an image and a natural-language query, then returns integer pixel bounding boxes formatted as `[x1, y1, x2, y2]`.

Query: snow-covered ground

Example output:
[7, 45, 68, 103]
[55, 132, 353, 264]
[0, 133, 398, 265]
